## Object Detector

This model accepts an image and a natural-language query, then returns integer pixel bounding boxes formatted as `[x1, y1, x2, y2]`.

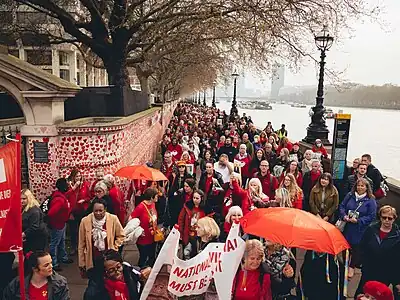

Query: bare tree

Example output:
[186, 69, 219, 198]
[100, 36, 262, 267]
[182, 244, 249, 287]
[4, 0, 377, 96]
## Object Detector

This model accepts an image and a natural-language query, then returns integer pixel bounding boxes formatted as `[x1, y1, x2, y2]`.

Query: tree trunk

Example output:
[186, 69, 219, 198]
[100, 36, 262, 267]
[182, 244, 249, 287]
[103, 54, 130, 88]
[135, 66, 151, 108]
[102, 53, 143, 116]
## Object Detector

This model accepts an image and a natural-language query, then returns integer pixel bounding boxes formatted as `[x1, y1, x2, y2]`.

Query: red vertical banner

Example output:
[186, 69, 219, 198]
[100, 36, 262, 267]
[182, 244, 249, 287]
[0, 137, 21, 251]
[0, 134, 24, 299]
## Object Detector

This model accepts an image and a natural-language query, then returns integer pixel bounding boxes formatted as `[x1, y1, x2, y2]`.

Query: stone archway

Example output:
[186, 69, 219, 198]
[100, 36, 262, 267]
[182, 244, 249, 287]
[0, 46, 81, 190]
[0, 77, 34, 124]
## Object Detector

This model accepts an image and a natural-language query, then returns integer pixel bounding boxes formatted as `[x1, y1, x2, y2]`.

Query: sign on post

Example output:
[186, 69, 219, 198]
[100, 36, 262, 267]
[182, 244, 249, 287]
[331, 113, 351, 180]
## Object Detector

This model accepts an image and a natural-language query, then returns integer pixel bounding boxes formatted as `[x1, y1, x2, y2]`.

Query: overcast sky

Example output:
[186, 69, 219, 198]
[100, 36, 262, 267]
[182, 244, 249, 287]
[246, 0, 400, 89]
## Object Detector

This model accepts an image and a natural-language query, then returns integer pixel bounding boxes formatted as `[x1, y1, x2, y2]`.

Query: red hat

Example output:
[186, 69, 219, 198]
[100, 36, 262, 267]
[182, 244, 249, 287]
[293, 142, 299, 146]
[363, 281, 394, 300]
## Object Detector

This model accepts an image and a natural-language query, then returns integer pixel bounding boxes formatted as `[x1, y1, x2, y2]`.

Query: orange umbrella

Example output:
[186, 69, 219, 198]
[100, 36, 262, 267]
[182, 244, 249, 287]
[114, 165, 168, 181]
[240, 207, 349, 255]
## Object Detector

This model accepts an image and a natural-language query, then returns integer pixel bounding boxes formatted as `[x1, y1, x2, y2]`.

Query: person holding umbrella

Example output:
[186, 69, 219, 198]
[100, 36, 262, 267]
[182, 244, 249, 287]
[297, 250, 345, 300]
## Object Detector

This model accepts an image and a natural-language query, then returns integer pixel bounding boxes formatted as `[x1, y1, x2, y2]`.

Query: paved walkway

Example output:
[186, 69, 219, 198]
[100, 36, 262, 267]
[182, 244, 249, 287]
[58, 243, 140, 299]
[59, 245, 360, 299]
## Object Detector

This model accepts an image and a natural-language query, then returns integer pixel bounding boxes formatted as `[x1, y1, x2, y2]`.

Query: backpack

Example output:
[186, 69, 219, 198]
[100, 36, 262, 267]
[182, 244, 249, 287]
[40, 196, 53, 226]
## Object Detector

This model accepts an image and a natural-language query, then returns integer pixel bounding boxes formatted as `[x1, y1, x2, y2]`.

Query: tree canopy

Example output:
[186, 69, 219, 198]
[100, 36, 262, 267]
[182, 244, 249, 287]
[2, 0, 378, 99]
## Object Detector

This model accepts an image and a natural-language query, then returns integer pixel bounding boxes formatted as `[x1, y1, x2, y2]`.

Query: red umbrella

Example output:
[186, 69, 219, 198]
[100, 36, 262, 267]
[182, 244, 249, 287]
[240, 207, 349, 255]
[114, 165, 168, 181]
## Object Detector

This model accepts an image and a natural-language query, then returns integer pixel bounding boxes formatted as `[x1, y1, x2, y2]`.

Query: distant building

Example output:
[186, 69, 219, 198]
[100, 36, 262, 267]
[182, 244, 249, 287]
[0, 5, 115, 87]
[270, 64, 285, 99]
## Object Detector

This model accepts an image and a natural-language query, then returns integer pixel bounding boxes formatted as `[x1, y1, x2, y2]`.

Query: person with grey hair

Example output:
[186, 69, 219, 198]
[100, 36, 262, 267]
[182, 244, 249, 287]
[84, 180, 115, 217]
[103, 174, 126, 226]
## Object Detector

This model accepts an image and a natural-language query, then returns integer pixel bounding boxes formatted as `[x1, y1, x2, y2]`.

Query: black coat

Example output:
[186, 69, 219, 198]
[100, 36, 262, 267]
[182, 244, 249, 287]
[3, 272, 70, 300]
[366, 164, 382, 193]
[217, 145, 238, 162]
[84, 264, 142, 300]
[359, 222, 400, 285]
[22, 206, 48, 253]
[198, 170, 224, 199]
[298, 251, 345, 300]
[301, 171, 319, 212]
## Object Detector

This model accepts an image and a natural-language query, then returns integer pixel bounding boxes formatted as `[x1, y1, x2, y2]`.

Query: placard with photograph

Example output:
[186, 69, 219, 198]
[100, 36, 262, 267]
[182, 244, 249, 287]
[186, 164, 194, 175]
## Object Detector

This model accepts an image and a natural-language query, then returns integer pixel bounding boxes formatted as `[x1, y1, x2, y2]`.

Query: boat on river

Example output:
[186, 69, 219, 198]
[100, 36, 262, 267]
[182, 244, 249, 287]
[291, 103, 307, 108]
[238, 100, 272, 110]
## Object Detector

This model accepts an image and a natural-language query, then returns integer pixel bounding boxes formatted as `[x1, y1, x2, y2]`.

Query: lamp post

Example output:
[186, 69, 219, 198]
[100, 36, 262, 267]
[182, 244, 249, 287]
[303, 25, 334, 145]
[230, 71, 239, 117]
[203, 90, 206, 106]
[212, 81, 216, 108]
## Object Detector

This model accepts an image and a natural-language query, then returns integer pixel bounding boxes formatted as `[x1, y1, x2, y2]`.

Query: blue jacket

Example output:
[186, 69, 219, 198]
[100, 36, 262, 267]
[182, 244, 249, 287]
[339, 193, 377, 245]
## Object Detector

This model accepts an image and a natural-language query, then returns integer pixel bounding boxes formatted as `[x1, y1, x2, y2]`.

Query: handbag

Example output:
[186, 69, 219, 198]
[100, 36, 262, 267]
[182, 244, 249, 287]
[335, 220, 346, 232]
[153, 228, 165, 242]
[336, 200, 363, 232]
[143, 203, 165, 242]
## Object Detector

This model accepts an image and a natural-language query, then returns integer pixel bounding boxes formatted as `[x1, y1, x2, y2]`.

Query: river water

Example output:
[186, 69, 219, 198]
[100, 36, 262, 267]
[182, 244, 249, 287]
[216, 100, 400, 180]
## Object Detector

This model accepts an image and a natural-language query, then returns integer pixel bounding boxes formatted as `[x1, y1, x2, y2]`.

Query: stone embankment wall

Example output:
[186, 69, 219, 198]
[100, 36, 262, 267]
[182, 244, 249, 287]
[27, 101, 178, 200]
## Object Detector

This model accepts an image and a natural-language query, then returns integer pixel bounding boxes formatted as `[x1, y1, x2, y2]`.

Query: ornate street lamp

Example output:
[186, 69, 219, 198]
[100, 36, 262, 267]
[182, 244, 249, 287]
[230, 71, 239, 117]
[212, 81, 216, 108]
[303, 25, 334, 145]
[203, 90, 206, 106]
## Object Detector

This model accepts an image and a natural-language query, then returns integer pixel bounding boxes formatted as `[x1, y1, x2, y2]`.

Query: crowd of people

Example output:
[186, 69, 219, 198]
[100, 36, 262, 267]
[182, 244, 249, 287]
[0, 102, 399, 300]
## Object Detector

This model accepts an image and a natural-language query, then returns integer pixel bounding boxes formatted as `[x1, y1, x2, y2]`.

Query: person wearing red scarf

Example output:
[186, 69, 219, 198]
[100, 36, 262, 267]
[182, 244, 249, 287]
[84, 249, 147, 300]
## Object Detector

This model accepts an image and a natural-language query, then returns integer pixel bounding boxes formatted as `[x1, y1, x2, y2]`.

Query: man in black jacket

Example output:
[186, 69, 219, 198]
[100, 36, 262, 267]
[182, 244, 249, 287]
[346, 163, 374, 193]
[361, 154, 383, 193]
[217, 137, 238, 162]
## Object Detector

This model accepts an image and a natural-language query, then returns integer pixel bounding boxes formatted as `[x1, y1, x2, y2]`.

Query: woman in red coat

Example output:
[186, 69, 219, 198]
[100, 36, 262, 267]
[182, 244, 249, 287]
[104, 174, 126, 226]
[312, 139, 328, 159]
[232, 239, 272, 300]
[178, 189, 214, 260]
[222, 174, 247, 218]
[66, 169, 90, 255]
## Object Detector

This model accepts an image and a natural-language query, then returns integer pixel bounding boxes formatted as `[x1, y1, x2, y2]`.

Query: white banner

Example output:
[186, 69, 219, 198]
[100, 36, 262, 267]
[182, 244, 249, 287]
[140, 223, 245, 300]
